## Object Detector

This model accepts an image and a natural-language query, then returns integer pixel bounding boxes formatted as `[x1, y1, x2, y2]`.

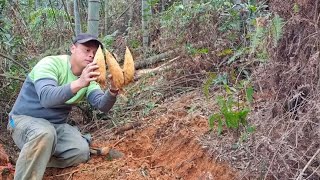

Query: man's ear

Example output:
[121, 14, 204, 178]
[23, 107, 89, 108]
[70, 44, 76, 54]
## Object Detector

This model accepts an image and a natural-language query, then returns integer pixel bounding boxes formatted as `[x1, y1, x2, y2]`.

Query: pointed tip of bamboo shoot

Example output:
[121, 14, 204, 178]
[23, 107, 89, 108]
[93, 45, 107, 89]
[123, 46, 135, 85]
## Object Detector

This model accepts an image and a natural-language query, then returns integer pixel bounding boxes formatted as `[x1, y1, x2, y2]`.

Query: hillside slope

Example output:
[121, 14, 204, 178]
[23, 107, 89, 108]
[43, 91, 236, 179]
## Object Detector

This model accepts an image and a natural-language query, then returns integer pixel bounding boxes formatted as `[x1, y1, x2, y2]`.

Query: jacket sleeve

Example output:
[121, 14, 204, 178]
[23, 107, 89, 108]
[34, 78, 74, 108]
[87, 89, 117, 113]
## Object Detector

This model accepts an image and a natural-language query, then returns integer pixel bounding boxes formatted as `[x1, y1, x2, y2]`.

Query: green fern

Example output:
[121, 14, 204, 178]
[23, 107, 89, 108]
[209, 94, 251, 135]
[207, 80, 254, 136]
[271, 14, 284, 47]
[250, 23, 265, 54]
[203, 72, 217, 99]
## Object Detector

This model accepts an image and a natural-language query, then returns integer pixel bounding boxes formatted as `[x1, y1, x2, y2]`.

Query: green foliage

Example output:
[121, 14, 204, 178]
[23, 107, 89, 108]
[160, 0, 232, 44]
[214, 73, 229, 85]
[217, 48, 233, 57]
[28, 7, 69, 40]
[271, 14, 284, 47]
[102, 35, 115, 50]
[227, 48, 248, 64]
[1, 30, 16, 52]
[207, 79, 254, 137]
[203, 72, 217, 99]
[216, 0, 283, 63]
[147, 0, 159, 7]
[185, 44, 209, 56]
[0, 13, 24, 55]
[203, 72, 230, 99]
[143, 101, 158, 115]
[249, 13, 284, 57]
[128, 39, 141, 49]
[246, 85, 254, 103]
[158, 0, 283, 66]
[29, 8, 66, 29]
[250, 22, 265, 54]
[293, 3, 300, 14]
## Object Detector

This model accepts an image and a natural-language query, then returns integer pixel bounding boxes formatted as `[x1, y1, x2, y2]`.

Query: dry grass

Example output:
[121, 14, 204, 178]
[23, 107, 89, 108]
[199, 0, 320, 179]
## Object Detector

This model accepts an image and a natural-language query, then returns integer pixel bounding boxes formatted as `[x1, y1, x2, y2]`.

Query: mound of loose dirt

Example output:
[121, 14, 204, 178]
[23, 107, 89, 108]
[43, 91, 236, 180]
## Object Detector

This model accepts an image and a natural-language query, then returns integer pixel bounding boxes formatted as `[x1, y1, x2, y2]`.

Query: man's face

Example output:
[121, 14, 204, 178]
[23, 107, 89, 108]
[70, 41, 99, 70]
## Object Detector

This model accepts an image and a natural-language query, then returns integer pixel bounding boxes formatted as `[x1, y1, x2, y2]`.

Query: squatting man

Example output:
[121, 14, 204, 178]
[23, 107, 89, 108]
[7, 33, 120, 180]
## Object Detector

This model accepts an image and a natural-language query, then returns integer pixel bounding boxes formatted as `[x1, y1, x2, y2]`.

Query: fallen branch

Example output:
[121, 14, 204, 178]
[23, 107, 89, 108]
[61, 0, 75, 35]
[0, 52, 28, 71]
[114, 121, 142, 135]
[108, 0, 138, 29]
[135, 56, 180, 79]
[134, 41, 208, 69]
[0, 74, 25, 82]
[135, 49, 177, 69]
[55, 164, 104, 177]
[296, 148, 320, 180]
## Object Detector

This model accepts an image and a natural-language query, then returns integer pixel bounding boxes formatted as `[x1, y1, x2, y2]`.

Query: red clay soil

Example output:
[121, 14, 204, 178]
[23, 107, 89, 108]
[3, 92, 236, 180]
[0, 144, 14, 180]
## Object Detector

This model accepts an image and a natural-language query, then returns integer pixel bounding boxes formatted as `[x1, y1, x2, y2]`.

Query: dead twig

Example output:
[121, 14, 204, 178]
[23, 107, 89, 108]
[296, 148, 320, 180]
[0, 53, 28, 71]
[0, 74, 25, 82]
[55, 169, 79, 177]
[112, 136, 126, 147]
[55, 164, 105, 177]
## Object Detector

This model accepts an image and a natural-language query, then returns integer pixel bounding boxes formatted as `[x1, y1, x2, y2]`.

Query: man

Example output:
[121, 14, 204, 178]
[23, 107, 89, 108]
[7, 33, 119, 180]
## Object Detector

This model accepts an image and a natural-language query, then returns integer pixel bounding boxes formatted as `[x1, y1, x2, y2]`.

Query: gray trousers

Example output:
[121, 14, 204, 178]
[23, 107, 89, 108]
[8, 115, 90, 180]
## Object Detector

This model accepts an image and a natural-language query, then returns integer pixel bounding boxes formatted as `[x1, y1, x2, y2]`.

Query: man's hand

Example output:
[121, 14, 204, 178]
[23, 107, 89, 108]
[108, 74, 119, 96]
[108, 74, 117, 90]
[71, 62, 100, 94]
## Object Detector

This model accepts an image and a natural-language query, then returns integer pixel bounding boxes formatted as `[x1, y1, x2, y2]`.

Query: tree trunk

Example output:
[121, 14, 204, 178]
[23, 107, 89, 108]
[35, 0, 40, 10]
[62, 0, 75, 34]
[88, 0, 101, 36]
[141, 0, 151, 57]
[103, 0, 109, 35]
[66, 0, 74, 17]
[9, 1, 30, 38]
[161, 0, 165, 12]
[127, 0, 133, 30]
[57, 0, 63, 9]
[74, 0, 82, 35]
[125, 0, 134, 38]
